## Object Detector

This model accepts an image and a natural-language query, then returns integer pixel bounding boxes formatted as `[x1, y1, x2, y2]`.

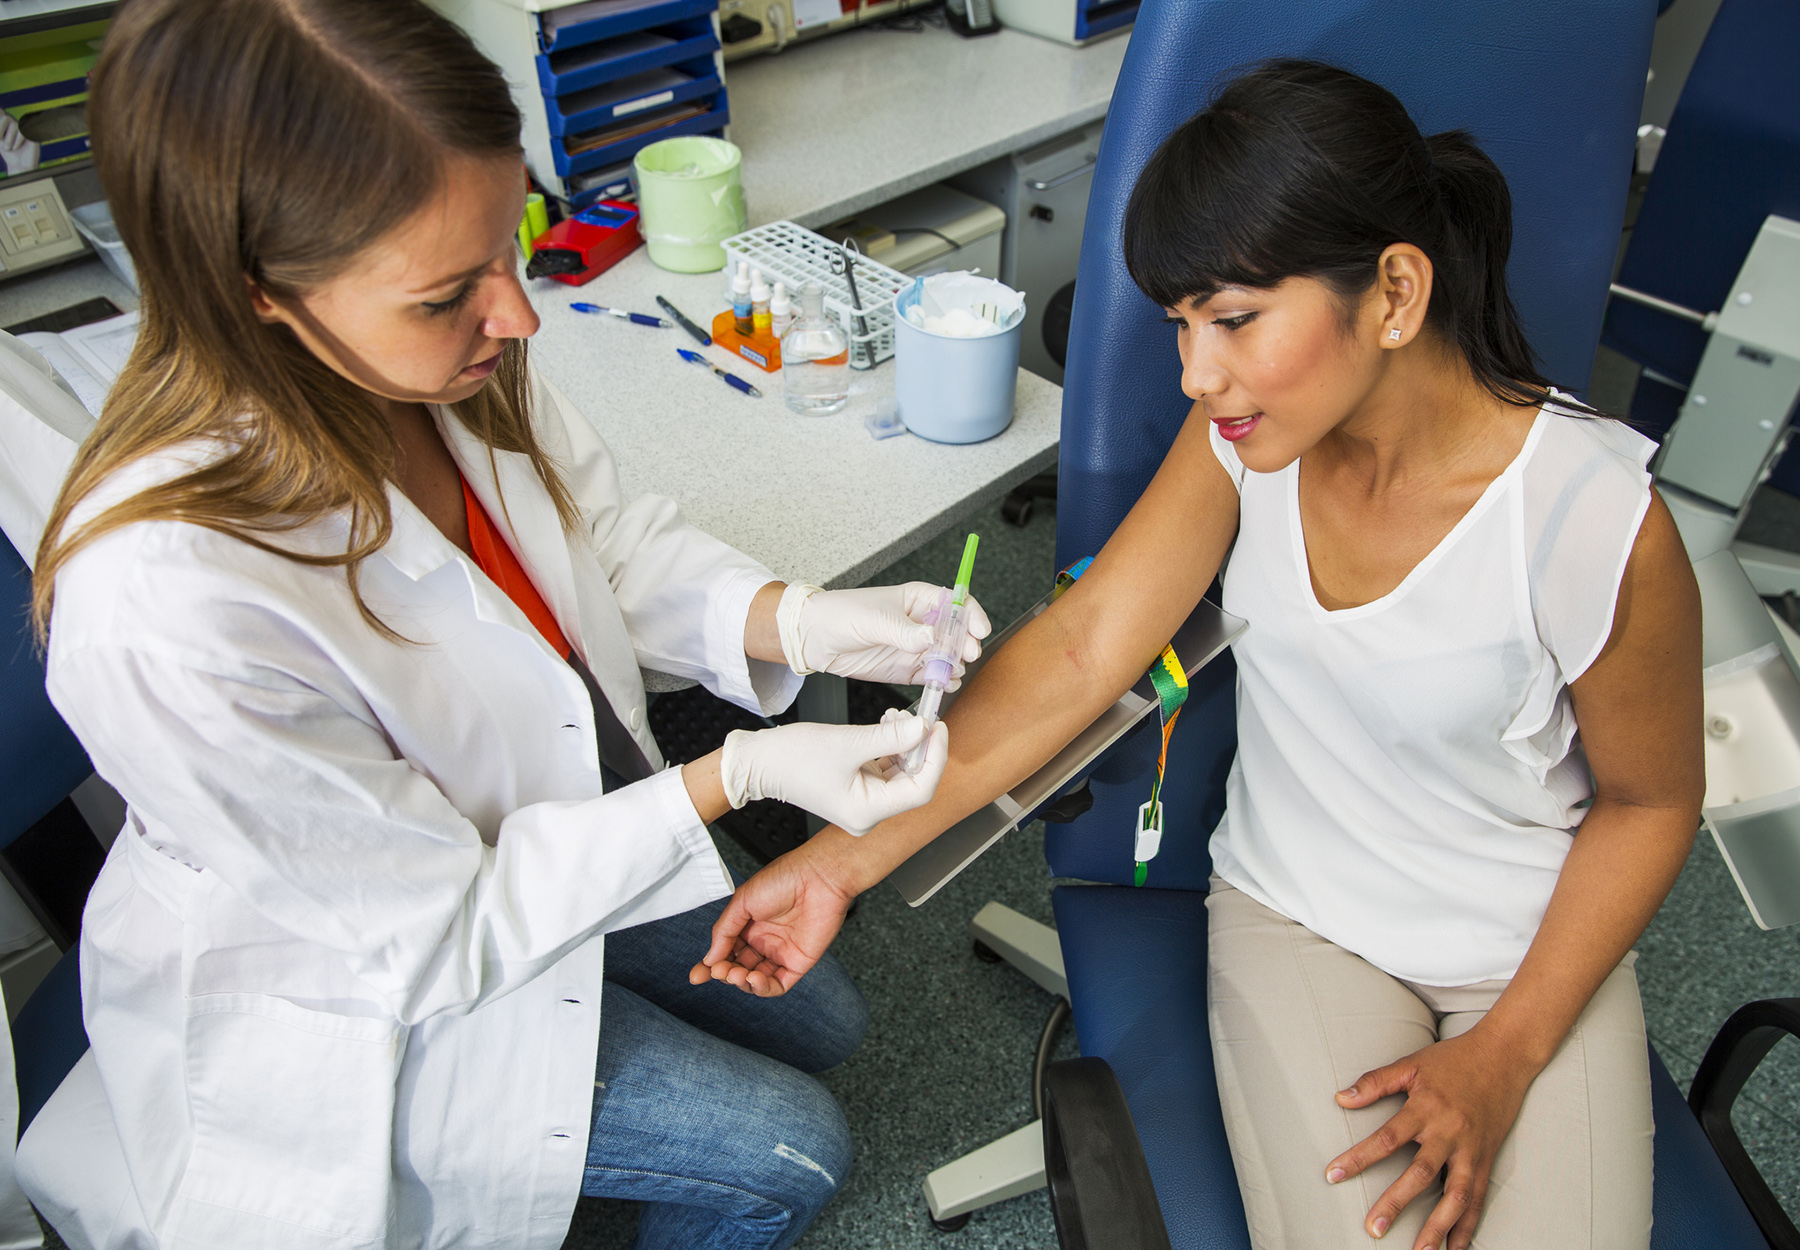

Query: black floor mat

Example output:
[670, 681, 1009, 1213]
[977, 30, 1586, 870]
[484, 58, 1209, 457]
[647, 679, 911, 863]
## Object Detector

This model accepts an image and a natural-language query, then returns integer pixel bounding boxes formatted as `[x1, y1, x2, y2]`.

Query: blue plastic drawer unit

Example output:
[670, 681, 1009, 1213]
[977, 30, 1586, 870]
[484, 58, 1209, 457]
[533, 0, 728, 205]
[545, 63, 723, 137]
[536, 20, 720, 97]
[1077, 0, 1137, 41]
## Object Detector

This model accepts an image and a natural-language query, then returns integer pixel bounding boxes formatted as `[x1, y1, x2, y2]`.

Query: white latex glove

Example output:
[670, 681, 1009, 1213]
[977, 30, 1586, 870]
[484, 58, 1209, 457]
[776, 582, 992, 687]
[720, 708, 949, 836]
[0, 113, 40, 177]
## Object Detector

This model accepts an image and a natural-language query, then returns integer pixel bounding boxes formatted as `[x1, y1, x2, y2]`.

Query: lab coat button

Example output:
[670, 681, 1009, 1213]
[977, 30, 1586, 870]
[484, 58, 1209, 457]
[629, 707, 642, 731]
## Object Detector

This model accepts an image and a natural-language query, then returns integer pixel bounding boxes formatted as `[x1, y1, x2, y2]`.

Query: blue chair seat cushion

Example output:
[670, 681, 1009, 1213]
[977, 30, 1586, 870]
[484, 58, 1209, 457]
[1052, 884, 1251, 1250]
[1646, 1043, 1767, 1248]
[1052, 884, 1767, 1250]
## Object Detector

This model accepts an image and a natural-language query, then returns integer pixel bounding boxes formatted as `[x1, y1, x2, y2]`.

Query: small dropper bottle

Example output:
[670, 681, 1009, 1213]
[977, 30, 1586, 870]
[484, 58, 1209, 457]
[770, 281, 794, 339]
[731, 261, 753, 335]
[750, 268, 772, 336]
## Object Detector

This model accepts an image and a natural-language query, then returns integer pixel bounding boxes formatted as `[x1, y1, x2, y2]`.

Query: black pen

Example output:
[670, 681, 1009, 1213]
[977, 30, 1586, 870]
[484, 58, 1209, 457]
[657, 296, 711, 347]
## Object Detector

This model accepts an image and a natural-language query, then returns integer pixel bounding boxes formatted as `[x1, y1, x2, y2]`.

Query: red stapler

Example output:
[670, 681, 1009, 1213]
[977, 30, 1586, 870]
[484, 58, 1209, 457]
[525, 200, 642, 286]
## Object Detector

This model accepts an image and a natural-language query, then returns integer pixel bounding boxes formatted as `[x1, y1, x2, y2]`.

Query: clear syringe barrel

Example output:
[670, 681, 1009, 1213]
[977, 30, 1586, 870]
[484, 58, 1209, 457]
[902, 592, 971, 775]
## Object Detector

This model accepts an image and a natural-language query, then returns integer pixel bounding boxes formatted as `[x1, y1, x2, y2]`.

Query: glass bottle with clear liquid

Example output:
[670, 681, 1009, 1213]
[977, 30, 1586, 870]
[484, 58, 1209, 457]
[780, 282, 850, 415]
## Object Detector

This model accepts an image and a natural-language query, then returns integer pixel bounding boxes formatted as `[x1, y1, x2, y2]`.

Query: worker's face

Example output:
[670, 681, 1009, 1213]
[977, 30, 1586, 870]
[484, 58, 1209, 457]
[1165, 268, 1407, 473]
[250, 153, 539, 409]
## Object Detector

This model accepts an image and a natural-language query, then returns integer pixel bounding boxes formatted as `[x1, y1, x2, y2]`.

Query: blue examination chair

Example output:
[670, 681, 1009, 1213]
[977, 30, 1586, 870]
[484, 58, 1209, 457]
[1037, 0, 1785, 1246]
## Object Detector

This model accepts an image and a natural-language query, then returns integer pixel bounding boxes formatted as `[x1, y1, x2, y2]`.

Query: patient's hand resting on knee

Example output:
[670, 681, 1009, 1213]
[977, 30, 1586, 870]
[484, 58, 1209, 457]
[1325, 1026, 1539, 1250]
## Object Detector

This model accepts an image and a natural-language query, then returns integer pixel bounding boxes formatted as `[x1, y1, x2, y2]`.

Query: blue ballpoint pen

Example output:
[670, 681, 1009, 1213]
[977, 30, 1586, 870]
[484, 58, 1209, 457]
[677, 348, 762, 398]
[570, 302, 671, 328]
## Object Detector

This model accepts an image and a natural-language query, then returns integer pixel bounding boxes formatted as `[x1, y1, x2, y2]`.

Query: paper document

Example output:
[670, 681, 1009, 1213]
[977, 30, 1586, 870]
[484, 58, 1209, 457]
[16, 309, 139, 417]
[792, 0, 841, 29]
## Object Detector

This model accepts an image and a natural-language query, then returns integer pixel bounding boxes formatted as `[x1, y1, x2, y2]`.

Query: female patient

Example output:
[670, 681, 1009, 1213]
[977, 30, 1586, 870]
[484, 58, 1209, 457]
[24, 1, 970, 1247]
[696, 61, 1703, 1250]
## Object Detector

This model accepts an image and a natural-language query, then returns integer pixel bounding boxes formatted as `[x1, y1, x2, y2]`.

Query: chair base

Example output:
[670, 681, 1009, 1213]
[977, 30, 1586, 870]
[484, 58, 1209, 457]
[920, 902, 1068, 1225]
[922, 1119, 1046, 1225]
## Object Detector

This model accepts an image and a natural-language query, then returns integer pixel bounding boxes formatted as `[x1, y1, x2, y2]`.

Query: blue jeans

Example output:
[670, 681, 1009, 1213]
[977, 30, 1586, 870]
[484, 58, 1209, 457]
[584, 892, 869, 1250]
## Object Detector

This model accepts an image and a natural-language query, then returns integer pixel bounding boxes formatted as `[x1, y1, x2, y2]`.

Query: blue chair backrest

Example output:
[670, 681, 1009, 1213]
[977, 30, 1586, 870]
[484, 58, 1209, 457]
[2, 535, 90, 852]
[1601, 0, 1800, 444]
[1047, 0, 1655, 889]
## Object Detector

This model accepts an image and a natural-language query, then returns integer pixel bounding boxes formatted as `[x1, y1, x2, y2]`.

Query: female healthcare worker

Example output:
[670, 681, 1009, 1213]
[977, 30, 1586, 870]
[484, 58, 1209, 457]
[18, 1, 984, 1247]
[695, 62, 1704, 1250]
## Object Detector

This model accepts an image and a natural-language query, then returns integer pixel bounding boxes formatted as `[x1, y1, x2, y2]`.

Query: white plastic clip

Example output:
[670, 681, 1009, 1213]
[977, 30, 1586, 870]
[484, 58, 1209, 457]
[1134, 800, 1164, 863]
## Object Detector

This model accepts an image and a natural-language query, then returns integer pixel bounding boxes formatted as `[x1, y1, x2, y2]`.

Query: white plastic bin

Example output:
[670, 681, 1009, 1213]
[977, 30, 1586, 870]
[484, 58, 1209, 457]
[69, 201, 137, 293]
[892, 277, 1022, 445]
[1694, 549, 1800, 930]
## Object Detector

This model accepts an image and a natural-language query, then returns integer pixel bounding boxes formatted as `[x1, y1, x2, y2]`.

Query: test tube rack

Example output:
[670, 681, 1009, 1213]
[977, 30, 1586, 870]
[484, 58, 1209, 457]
[720, 220, 911, 366]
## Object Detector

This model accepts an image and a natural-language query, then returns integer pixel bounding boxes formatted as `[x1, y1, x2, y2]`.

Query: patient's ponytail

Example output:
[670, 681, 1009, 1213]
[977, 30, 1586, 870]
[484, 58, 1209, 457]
[1124, 59, 1563, 409]
[1420, 129, 1544, 407]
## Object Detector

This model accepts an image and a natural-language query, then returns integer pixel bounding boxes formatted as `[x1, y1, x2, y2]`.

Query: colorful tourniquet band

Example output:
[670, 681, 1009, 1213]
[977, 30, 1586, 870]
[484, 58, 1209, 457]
[1053, 557, 1188, 886]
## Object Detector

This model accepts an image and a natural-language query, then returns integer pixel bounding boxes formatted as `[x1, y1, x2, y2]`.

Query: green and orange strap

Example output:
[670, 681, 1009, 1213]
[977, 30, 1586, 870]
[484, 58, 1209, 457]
[1053, 558, 1188, 886]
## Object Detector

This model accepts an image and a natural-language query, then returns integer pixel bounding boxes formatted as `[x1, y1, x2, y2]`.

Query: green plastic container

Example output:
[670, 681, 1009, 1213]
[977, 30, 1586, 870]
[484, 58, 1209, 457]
[633, 136, 748, 273]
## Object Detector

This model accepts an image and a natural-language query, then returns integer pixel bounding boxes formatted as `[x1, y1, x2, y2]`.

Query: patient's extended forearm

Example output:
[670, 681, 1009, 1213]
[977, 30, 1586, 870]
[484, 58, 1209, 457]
[800, 406, 1240, 898]
[805, 569, 1188, 897]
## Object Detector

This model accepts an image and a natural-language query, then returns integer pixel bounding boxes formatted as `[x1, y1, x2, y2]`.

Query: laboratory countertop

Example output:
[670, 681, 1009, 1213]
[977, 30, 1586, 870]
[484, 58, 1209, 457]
[727, 23, 1128, 229]
[0, 252, 1061, 596]
[0, 258, 138, 327]
[526, 248, 1060, 592]
[1, 20, 1101, 606]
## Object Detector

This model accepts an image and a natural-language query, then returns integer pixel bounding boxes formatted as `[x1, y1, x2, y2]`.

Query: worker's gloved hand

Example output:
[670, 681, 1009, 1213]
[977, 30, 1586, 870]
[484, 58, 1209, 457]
[776, 582, 992, 687]
[720, 708, 949, 836]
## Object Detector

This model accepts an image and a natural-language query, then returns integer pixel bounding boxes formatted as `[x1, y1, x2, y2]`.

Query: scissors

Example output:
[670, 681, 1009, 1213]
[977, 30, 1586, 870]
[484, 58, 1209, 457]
[830, 239, 873, 371]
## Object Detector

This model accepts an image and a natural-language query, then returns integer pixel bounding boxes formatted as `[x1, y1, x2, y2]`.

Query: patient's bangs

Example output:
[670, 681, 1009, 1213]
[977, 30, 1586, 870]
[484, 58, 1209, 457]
[1125, 107, 1353, 311]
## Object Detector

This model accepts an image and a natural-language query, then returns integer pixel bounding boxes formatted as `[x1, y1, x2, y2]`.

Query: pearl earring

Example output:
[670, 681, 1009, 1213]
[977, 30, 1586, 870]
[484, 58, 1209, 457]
[1388, 328, 1403, 341]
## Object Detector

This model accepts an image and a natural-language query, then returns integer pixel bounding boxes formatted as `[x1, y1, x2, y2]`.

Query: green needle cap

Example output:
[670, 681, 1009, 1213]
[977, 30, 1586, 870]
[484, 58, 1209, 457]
[953, 533, 980, 602]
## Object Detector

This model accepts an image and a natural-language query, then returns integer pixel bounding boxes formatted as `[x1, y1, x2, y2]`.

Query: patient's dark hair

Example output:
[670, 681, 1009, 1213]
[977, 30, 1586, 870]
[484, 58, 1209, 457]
[1124, 59, 1559, 409]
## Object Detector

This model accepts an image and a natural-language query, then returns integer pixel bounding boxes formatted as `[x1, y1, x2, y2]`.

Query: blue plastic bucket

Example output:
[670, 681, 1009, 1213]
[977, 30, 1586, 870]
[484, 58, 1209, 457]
[892, 278, 1023, 444]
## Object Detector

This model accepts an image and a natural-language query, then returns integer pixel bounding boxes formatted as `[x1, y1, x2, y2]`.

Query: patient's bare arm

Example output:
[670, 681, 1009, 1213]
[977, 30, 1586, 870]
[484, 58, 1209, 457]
[692, 403, 1239, 995]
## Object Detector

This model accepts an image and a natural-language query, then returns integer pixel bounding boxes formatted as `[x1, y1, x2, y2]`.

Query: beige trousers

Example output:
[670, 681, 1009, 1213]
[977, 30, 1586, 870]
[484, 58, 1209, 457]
[1206, 878, 1654, 1250]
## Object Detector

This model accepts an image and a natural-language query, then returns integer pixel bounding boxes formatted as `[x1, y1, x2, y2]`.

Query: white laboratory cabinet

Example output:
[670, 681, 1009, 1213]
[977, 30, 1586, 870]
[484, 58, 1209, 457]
[950, 120, 1104, 383]
[823, 183, 1006, 282]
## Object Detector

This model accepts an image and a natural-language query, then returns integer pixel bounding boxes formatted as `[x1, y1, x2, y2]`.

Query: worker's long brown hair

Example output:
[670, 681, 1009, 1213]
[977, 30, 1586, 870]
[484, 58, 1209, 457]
[32, 0, 578, 640]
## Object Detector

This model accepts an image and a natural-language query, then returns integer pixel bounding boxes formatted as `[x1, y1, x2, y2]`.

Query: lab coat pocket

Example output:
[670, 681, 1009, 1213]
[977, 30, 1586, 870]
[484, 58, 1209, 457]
[173, 993, 402, 1246]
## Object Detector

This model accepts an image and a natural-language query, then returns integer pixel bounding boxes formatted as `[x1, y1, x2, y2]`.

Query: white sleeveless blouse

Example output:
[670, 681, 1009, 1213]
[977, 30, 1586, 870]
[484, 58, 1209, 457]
[1207, 402, 1656, 985]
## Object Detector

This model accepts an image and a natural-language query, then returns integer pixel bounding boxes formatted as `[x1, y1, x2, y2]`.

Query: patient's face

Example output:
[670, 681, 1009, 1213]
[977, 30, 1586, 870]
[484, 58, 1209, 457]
[1165, 276, 1384, 474]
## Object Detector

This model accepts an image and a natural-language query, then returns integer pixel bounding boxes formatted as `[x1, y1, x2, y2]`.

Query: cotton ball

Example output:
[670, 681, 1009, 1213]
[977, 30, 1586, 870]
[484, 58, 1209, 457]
[922, 308, 1001, 338]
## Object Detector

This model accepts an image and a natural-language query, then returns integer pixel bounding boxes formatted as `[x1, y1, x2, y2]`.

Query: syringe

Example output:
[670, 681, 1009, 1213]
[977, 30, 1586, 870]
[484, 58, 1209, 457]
[903, 533, 980, 775]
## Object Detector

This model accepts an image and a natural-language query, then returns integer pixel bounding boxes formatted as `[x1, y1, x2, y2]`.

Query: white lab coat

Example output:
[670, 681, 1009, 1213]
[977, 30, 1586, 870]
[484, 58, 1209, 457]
[20, 368, 800, 1249]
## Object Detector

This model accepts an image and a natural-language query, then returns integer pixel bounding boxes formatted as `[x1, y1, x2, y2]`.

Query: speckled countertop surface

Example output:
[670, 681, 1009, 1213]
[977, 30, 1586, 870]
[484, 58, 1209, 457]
[1, 16, 1111, 586]
[525, 249, 1059, 590]
[727, 23, 1128, 229]
[1, 253, 1058, 591]
[0, 257, 138, 327]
